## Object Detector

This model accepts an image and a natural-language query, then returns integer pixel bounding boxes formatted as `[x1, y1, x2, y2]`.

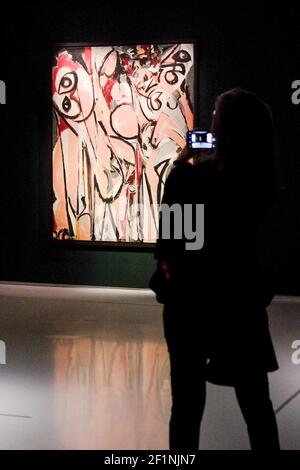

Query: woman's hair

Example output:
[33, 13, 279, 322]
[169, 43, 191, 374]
[213, 88, 274, 172]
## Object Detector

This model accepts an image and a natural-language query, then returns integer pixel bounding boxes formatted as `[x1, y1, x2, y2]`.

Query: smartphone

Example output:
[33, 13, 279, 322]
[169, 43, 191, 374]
[187, 130, 216, 149]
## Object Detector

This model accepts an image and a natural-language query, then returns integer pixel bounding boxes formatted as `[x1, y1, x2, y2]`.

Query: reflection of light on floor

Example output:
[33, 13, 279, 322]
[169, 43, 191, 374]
[52, 337, 170, 450]
[0, 283, 299, 449]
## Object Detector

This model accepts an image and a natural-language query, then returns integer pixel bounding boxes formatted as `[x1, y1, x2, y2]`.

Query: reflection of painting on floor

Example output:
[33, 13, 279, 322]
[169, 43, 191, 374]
[53, 337, 171, 449]
[52, 44, 195, 243]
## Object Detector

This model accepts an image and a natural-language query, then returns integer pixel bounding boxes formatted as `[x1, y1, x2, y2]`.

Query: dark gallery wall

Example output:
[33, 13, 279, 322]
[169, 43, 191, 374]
[0, 2, 299, 292]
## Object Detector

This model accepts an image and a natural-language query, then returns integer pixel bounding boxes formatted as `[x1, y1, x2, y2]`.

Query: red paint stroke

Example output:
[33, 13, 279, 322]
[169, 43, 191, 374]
[103, 78, 116, 108]
[120, 54, 136, 76]
[58, 116, 68, 134]
[84, 47, 92, 74]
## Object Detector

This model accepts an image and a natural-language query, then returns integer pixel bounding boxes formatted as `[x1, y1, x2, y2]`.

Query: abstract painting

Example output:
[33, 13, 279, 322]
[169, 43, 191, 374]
[52, 43, 195, 244]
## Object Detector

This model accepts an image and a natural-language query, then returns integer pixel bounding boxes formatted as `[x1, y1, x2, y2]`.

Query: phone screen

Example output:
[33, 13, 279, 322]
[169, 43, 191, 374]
[187, 131, 216, 149]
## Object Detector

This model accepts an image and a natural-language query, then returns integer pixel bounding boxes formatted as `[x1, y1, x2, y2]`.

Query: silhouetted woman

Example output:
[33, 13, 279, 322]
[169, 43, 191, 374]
[153, 88, 280, 450]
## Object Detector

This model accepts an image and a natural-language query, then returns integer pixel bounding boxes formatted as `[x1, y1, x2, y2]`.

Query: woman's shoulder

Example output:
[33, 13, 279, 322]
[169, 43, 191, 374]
[172, 155, 217, 174]
[167, 156, 218, 186]
[165, 159, 194, 185]
[165, 156, 218, 200]
[193, 155, 218, 174]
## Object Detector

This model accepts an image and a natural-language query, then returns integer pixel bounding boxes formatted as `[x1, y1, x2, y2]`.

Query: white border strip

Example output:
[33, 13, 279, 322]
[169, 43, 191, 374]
[0, 283, 299, 306]
[0, 282, 156, 305]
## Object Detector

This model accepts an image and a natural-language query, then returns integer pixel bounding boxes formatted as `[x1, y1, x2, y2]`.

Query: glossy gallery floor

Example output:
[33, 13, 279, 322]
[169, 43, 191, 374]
[0, 282, 299, 450]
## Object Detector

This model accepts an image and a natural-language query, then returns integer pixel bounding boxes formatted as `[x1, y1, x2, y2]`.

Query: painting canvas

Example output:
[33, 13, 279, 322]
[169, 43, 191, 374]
[52, 43, 195, 245]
